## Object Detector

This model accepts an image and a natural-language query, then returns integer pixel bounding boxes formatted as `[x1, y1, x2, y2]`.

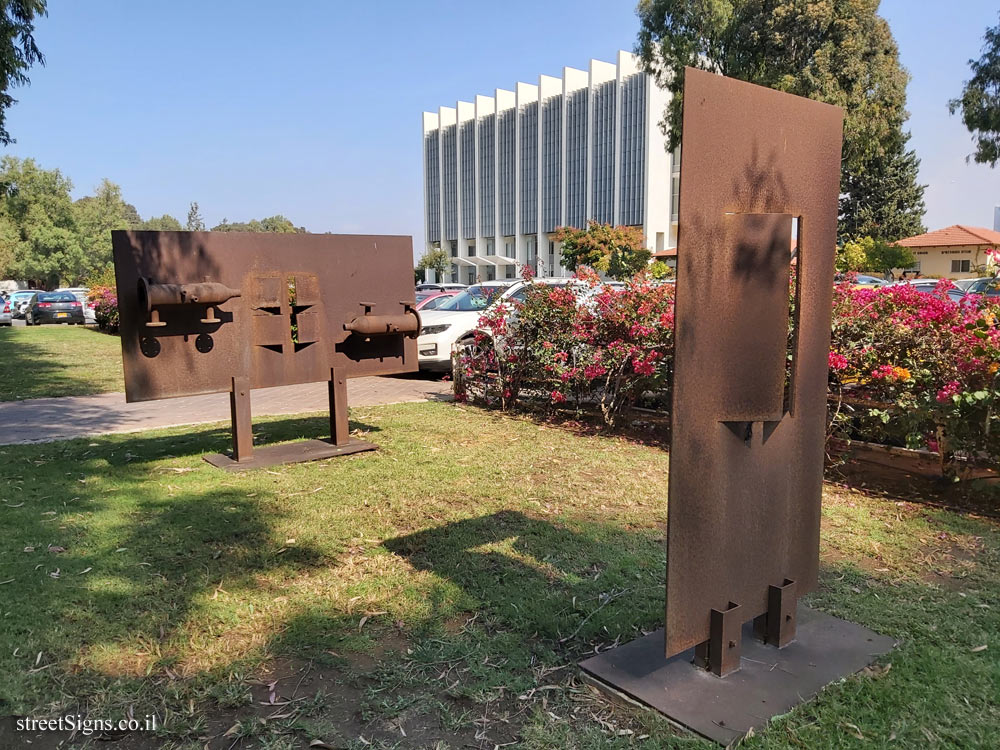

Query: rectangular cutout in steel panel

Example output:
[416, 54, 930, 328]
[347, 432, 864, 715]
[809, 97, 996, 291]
[714, 212, 792, 423]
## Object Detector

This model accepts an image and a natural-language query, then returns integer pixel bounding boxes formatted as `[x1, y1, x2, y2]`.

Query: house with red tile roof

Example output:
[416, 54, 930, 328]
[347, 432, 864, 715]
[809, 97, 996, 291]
[895, 225, 1000, 279]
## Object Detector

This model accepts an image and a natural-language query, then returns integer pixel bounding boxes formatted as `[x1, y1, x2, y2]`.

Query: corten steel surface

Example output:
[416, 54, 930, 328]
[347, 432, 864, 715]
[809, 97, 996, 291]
[579, 607, 896, 745]
[666, 68, 844, 657]
[112, 231, 419, 403]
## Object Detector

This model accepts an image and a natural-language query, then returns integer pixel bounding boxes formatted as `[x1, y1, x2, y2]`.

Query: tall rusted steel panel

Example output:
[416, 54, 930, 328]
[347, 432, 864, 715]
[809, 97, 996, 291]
[112, 231, 419, 403]
[665, 68, 844, 658]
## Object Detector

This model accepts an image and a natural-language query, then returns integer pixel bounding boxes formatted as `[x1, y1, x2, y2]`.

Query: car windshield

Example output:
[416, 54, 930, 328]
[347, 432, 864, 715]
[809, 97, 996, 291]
[437, 285, 508, 311]
[38, 293, 77, 302]
[968, 278, 998, 293]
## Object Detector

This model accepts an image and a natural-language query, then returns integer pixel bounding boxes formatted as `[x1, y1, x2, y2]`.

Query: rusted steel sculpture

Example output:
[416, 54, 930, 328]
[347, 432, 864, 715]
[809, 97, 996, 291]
[580, 69, 894, 744]
[112, 231, 419, 470]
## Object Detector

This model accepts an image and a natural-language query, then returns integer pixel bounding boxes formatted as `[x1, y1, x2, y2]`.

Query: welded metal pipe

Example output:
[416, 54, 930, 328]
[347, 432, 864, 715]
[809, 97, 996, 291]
[138, 278, 241, 312]
[344, 310, 420, 338]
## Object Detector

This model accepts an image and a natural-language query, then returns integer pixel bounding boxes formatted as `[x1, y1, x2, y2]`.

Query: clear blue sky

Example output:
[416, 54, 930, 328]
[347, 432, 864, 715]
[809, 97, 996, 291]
[6, 0, 999, 253]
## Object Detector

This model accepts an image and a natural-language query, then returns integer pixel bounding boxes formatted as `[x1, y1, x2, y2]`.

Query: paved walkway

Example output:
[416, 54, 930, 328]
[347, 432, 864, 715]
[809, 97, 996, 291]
[0, 376, 452, 445]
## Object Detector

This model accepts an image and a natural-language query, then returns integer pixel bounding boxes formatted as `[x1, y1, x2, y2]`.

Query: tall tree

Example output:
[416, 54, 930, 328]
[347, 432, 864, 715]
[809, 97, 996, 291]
[72, 178, 129, 278]
[839, 129, 925, 240]
[0, 1, 46, 146]
[636, 0, 925, 241]
[0, 156, 83, 287]
[186, 201, 205, 231]
[949, 12, 1000, 167]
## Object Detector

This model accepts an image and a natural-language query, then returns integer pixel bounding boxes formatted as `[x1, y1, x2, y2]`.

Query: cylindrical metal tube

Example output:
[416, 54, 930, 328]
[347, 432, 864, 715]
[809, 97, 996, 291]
[344, 310, 420, 338]
[138, 278, 241, 312]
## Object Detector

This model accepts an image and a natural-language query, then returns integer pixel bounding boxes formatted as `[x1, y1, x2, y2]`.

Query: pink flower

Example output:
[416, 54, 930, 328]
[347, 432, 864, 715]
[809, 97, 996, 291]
[550, 390, 566, 403]
[828, 352, 849, 371]
[936, 380, 961, 403]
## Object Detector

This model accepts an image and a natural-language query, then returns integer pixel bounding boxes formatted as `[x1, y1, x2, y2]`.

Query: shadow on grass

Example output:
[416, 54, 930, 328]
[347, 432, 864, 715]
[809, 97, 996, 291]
[383, 510, 666, 648]
[0, 415, 382, 714]
[85, 413, 384, 466]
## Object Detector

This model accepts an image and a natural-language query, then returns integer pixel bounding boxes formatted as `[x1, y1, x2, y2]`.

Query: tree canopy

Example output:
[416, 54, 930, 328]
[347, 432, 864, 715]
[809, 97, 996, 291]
[211, 215, 304, 233]
[0, 157, 311, 287]
[636, 0, 926, 242]
[0, 156, 83, 287]
[949, 12, 1000, 167]
[554, 222, 650, 280]
[141, 214, 183, 231]
[0, 1, 46, 146]
[837, 235, 915, 274]
[416, 247, 451, 279]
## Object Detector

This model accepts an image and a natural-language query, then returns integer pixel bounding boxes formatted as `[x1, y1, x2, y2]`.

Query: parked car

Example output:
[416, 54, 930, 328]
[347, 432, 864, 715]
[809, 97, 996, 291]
[963, 277, 1000, 299]
[7, 289, 45, 319]
[888, 278, 966, 303]
[416, 281, 517, 371]
[414, 290, 459, 311]
[953, 278, 981, 293]
[417, 277, 623, 371]
[25, 292, 85, 326]
[56, 287, 96, 324]
[416, 282, 467, 293]
[1, 297, 11, 327]
[834, 273, 888, 288]
[852, 274, 889, 288]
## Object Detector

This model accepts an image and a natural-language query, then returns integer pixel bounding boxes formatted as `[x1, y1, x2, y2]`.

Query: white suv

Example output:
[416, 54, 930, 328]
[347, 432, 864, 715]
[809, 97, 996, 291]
[416, 281, 518, 371]
[416, 277, 616, 372]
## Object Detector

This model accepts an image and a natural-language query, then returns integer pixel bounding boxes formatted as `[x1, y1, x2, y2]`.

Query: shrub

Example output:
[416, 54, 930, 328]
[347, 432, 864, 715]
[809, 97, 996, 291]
[829, 278, 1000, 467]
[88, 285, 119, 333]
[458, 270, 1000, 470]
[456, 270, 674, 426]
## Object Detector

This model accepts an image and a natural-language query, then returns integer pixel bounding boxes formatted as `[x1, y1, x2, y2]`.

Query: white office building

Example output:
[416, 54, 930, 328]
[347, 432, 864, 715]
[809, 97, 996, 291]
[422, 50, 677, 284]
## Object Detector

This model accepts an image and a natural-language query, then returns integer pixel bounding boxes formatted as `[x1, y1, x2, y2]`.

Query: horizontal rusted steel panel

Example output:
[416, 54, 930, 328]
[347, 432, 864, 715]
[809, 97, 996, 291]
[113, 231, 419, 402]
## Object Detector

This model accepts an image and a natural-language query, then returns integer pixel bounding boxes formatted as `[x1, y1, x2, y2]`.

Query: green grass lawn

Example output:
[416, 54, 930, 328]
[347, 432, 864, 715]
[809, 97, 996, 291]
[0, 325, 124, 401]
[0, 401, 997, 749]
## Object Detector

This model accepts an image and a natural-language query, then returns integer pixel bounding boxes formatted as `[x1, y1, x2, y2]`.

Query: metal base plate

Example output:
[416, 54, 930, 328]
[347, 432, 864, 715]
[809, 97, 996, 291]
[579, 606, 895, 745]
[204, 438, 376, 471]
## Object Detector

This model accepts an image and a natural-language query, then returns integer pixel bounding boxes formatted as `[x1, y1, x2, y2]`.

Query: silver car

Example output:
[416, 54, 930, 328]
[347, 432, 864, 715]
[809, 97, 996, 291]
[1, 296, 12, 326]
[7, 290, 45, 319]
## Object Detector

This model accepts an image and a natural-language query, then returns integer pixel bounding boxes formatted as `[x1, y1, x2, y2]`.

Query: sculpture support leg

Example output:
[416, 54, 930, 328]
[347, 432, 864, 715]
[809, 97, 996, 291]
[329, 367, 349, 446]
[693, 601, 743, 677]
[754, 579, 797, 648]
[230, 376, 253, 462]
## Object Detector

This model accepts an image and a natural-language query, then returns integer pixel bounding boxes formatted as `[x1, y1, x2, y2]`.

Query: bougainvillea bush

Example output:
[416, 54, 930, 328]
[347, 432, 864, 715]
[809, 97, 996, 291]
[829, 277, 1000, 467]
[457, 269, 1000, 469]
[455, 268, 674, 426]
[87, 286, 119, 333]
